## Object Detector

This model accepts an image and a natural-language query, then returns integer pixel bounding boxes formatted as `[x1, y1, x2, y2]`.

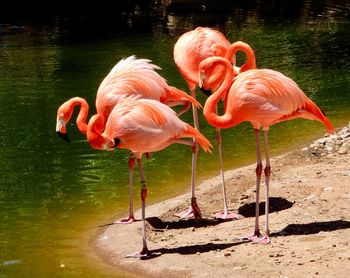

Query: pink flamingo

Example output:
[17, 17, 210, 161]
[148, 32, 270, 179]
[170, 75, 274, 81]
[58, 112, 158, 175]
[56, 56, 200, 224]
[200, 42, 334, 244]
[87, 97, 212, 258]
[173, 26, 237, 220]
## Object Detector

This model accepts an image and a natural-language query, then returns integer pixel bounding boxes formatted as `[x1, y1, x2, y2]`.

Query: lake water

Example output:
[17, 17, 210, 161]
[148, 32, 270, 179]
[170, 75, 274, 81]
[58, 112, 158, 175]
[1, 1, 350, 277]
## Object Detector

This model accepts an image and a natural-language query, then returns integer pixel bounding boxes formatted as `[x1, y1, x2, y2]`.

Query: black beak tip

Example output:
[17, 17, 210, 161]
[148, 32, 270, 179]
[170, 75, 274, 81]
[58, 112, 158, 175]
[56, 131, 70, 143]
[199, 86, 212, 97]
[113, 138, 121, 147]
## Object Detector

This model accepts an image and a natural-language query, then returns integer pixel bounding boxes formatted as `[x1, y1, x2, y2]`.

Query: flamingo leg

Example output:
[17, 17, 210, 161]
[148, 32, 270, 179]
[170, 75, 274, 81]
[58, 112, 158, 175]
[176, 101, 191, 117]
[115, 152, 136, 224]
[126, 158, 150, 258]
[175, 89, 202, 220]
[213, 126, 239, 220]
[257, 129, 271, 244]
[242, 129, 264, 241]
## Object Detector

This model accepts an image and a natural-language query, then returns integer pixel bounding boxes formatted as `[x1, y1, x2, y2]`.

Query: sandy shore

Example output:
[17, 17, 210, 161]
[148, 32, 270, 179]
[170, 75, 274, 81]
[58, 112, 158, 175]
[93, 126, 350, 278]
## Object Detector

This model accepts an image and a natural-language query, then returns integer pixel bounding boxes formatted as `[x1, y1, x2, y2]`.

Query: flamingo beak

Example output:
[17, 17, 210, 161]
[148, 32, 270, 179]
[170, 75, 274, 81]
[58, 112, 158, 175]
[56, 118, 70, 142]
[199, 72, 205, 88]
[199, 72, 212, 97]
[56, 131, 70, 142]
[112, 138, 121, 148]
[103, 137, 121, 151]
[200, 86, 212, 97]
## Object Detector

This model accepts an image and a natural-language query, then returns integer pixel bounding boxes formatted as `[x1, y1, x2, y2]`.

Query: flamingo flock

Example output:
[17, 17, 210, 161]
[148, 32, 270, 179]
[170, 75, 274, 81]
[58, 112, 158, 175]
[56, 27, 334, 257]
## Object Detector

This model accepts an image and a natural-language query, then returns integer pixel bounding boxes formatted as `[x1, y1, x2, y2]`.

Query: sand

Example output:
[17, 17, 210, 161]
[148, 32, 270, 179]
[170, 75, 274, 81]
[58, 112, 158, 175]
[93, 128, 350, 278]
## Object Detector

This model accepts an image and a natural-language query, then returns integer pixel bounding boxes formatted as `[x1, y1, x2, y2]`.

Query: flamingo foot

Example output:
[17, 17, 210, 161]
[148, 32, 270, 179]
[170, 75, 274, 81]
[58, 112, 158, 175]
[241, 232, 270, 244]
[114, 215, 135, 224]
[191, 197, 202, 220]
[251, 235, 270, 244]
[174, 198, 202, 220]
[174, 206, 194, 219]
[214, 210, 239, 220]
[125, 247, 150, 259]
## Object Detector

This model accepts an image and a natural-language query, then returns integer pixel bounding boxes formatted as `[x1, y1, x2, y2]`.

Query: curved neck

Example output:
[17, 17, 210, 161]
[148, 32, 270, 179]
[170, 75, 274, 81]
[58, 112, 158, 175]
[225, 41, 256, 73]
[202, 57, 235, 129]
[71, 97, 89, 134]
[87, 114, 107, 149]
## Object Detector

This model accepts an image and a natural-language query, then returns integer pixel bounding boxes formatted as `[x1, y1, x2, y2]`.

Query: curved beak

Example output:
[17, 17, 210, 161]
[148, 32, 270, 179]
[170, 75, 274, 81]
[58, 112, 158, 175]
[112, 138, 121, 148]
[199, 71, 211, 97]
[199, 86, 212, 97]
[56, 131, 70, 142]
[56, 118, 70, 142]
[102, 137, 121, 151]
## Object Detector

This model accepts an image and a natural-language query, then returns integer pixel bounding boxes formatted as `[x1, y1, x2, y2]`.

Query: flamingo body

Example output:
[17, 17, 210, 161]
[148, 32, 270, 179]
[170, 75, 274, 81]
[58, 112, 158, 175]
[90, 98, 212, 155]
[200, 49, 334, 244]
[173, 27, 236, 220]
[205, 68, 334, 133]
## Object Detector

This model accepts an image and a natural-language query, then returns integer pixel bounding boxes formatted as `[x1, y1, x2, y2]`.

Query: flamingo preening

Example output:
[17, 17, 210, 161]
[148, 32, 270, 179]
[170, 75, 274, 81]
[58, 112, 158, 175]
[173, 26, 237, 220]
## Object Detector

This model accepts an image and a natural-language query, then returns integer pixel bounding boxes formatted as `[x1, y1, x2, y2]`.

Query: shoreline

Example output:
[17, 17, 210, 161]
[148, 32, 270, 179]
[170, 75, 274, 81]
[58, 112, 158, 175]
[93, 126, 350, 278]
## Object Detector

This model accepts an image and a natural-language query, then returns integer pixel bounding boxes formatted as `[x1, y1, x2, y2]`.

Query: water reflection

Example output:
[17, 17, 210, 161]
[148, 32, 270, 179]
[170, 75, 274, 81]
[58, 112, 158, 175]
[0, 1, 350, 277]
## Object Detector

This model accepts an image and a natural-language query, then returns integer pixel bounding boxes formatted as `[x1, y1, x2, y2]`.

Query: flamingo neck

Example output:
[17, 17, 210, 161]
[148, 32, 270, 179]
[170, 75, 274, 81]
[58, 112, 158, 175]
[203, 58, 235, 129]
[225, 41, 256, 73]
[87, 114, 107, 149]
[71, 97, 89, 134]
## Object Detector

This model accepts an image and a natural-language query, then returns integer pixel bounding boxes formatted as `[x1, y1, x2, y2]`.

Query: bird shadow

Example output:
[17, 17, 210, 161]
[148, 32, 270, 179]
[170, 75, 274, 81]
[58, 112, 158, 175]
[142, 219, 350, 260]
[271, 219, 350, 237]
[143, 241, 246, 260]
[238, 197, 294, 217]
[146, 216, 225, 231]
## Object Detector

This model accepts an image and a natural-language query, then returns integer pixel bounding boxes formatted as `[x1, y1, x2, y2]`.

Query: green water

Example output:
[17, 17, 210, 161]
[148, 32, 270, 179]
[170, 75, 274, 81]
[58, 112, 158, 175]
[1, 1, 350, 277]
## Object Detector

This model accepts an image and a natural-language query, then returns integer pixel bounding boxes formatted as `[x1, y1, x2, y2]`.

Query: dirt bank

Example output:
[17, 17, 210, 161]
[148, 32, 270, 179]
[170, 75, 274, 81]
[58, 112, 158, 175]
[94, 126, 350, 278]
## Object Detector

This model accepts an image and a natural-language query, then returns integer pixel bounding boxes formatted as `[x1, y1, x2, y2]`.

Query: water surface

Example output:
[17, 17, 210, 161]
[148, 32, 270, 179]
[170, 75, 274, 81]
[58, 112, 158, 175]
[1, 1, 350, 277]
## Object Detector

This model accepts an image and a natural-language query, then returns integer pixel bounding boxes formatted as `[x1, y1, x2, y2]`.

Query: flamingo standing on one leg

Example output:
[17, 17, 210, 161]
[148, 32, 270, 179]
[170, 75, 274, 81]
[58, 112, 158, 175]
[87, 98, 213, 258]
[56, 56, 200, 224]
[173, 26, 238, 220]
[199, 46, 334, 244]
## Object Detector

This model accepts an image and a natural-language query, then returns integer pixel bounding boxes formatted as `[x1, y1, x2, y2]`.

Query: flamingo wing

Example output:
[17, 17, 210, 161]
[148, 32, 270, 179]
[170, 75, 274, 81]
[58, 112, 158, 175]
[227, 69, 333, 132]
[231, 69, 319, 129]
[104, 99, 189, 153]
[96, 56, 169, 117]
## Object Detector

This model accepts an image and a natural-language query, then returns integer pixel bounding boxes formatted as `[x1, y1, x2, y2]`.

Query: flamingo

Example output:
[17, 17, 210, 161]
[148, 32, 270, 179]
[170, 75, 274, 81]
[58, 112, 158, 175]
[200, 43, 334, 244]
[56, 56, 201, 224]
[173, 26, 237, 220]
[87, 97, 213, 258]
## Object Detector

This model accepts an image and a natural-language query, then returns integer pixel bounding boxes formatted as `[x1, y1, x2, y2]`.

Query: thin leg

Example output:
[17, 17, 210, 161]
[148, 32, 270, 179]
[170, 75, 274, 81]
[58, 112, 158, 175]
[259, 130, 271, 244]
[176, 101, 191, 117]
[242, 129, 263, 241]
[126, 158, 150, 258]
[214, 127, 239, 220]
[249, 130, 271, 244]
[175, 89, 202, 220]
[115, 152, 136, 224]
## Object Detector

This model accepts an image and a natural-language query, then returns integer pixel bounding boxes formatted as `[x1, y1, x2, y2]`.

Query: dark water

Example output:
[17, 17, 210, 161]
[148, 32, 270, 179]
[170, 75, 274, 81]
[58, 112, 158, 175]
[0, 1, 350, 277]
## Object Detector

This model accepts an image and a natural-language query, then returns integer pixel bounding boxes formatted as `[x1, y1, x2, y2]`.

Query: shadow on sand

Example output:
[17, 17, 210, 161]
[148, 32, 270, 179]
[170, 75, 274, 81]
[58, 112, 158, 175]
[142, 219, 350, 260]
[271, 219, 350, 237]
[238, 197, 294, 217]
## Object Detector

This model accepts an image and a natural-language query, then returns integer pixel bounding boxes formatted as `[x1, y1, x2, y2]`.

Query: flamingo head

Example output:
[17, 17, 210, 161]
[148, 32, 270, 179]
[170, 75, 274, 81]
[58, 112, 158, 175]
[198, 58, 227, 96]
[56, 103, 74, 142]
